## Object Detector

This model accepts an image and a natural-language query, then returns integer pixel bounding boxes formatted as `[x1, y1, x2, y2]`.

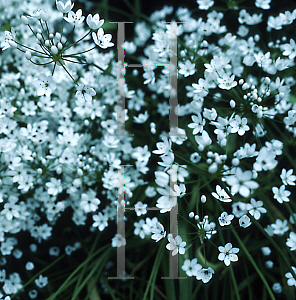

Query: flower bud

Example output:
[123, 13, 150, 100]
[230, 100, 236, 108]
[37, 33, 42, 40]
[232, 158, 240, 166]
[51, 45, 58, 55]
[25, 51, 32, 60]
[55, 32, 61, 40]
[21, 15, 29, 25]
[57, 42, 63, 50]
[45, 40, 50, 47]
[264, 77, 271, 85]
[208, 163, 218, 174]
[49, 33, 54, 39]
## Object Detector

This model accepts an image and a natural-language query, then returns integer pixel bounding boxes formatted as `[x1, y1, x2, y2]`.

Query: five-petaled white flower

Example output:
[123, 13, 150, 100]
[86, 14, 104, 30]
[218, 243, 239, 266]
[166, 234, 186, 256]
[93, 212, 109, 231]
[64, 9, 85, 25]
[75, 84, 96, 102]
[92, 28, 114, 49]
[246, 198, 267, 220]
[33, 73, 57, 97]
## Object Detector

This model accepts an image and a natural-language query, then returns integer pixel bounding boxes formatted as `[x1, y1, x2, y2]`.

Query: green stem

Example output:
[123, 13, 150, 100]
[63, 46, 96, 57]
[231, 227, 276, 300]
[59, 61, 78, 85]
[248, 213, 296, 276]
[230, 264, 241, 300]
[62, 29, 92, 53]
[14, 40, 47, 56]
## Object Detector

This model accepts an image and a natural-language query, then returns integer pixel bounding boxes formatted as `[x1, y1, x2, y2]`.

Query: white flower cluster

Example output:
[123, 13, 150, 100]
[1, 0, 296, 297]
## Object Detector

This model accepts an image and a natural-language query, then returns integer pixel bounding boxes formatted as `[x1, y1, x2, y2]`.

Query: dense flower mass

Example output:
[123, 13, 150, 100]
[0, 0, 296, 299]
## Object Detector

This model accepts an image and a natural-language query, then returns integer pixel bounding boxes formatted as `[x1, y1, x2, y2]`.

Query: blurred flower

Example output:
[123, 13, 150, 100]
[56, 0, 74, 14]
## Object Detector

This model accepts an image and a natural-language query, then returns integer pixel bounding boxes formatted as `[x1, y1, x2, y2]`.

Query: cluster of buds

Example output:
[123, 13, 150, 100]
[1, 0, 114, 83]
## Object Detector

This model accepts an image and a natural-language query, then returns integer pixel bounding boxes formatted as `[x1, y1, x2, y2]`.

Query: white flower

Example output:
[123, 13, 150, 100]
[33, 73, 56, 97]
[255, 0, 271, 9]
[196, 267, 214, 283]
[179, 60, 196, 77]
[217, 74, 237, 90]
[271, 219, 289, 236]
[75, 84, 96, 102]
[92, 28, 114, 49]
[195, 130, 212, 151]
[86, 14, 104, 30]
[286, 232, 296, 251]
[272, 185, 291, 203]
[56, 0, 74, 14]
[212, 185, 232, 202]
[134, 201, 147, 216]
[173, 184, 186, 197]
[64, 9, 85, 25]
[285, 267, 296, 287]
[254, 51, 272, 67]
[1, 28, 16, 50]
[111, 234, 126, 247]
[182, 258, 202, 277]
[218, 243, 239, 266]
[239, 214, 251, 228]
[225, 167, 259, 198]
[246, 198, 267, 220]
[35, 275, 48, 288]
[166, 234, 186, 256]
[134, 220, 150, 239]
[229, 115, 249, 136]
[188, 114, 205, 135]
[92, 213, 108, 231]
[153, 136, 172, 156]
[218, 212, 234, 226]
[45, 178, 62, 196]
[150, 221, 166, 242]
[280, 169, 296, 186]
[197, 0, 214, 10]
[30, 9, 47, 20]
[80, 192, 100, 213]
